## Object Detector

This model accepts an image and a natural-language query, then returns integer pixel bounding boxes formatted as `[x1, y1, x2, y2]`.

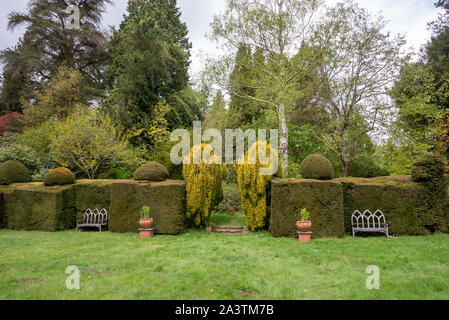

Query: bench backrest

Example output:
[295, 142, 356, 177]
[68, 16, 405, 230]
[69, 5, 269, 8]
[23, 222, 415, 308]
[83, 208, 108, 224]
[351, 210, 386, 229]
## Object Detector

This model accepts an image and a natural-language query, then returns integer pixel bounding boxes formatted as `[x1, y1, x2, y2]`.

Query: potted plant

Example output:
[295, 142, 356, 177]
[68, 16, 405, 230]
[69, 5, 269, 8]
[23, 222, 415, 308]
[206, 219, 215, 233]
[139, 206, 153, 229]
[296, 208, 312, 232]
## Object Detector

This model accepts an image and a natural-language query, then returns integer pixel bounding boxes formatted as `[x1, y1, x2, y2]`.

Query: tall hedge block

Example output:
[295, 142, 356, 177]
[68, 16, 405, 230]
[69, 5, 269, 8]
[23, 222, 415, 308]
[270, 178, 345, 238]
[109, 180, 186, 234]
[73, 180, 113, 219]
[339, 179, 426, 235]
[4, 184, 75, 231]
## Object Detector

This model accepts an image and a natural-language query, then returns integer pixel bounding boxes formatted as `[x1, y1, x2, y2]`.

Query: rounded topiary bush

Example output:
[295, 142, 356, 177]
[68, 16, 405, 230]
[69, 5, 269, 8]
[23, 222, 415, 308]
[300, 154, 335, 180]
[0, 160, 31, 185]
[133, 161, 169, 182]
[411, 154, 446, 182]
[44, 167, 76, 186]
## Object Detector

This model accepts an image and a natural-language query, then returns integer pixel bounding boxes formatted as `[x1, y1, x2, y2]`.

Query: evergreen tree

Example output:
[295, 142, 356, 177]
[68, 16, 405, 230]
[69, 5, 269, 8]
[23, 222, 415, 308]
[0, 0, 112, 114]
[105, 0, 193, 147]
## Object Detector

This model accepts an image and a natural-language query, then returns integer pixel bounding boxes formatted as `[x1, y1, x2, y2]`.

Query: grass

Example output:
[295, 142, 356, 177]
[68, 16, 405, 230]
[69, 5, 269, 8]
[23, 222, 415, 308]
[210, 211, 246, 226]
[0, 229, 448, 300]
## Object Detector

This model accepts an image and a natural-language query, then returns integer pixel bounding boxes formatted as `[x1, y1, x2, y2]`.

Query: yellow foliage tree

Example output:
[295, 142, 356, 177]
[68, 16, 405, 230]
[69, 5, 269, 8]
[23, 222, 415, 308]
[21, 65, 88, 127]
[236, 141, 279, 231]
[182, 143, 227, 226]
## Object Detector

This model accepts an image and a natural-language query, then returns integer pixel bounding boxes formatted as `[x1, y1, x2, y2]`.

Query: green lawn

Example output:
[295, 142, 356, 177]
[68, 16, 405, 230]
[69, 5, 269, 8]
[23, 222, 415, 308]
[0, 229, 448, 300]
[210, 211, 246, 226]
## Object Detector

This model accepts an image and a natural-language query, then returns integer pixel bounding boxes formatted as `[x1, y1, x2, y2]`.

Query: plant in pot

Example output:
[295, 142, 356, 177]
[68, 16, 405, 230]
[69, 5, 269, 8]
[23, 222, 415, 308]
[139, 206, 153, 229]
[206, 219, 215, 233]
[296, 208, 312, 232]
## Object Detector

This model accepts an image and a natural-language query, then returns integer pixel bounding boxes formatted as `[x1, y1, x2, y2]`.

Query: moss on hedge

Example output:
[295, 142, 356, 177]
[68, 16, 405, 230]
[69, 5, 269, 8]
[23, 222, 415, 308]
[0, 160, 31, 185]
[44, 168, 75, 186]
[133, 162, 169, 182]
[269, 178, 345, 238]
[4, 183, 75, 231]
[109, 180, 186, 234]
[300, 154, 335, 180]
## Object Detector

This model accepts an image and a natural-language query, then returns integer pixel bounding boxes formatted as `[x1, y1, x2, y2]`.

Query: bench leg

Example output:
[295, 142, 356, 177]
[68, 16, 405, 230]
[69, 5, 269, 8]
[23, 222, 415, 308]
[99, 225, 102, 232]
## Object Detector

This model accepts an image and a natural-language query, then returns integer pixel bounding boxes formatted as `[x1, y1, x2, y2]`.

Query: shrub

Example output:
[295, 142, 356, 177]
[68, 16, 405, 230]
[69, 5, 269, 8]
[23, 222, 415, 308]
[0, 160, 31, 185]
[236, 141, 279, 231]
[151, 140, 183, 180]
[215, 183, 242, 214]
[50, 110, 128, 179]
[44, 168, 75, 186]
[411, 154, 446, 182]
[349, 155, 390, 178]
[183, 144, 227, 226]
[0, 133, 42, 172]
[133, 162, 169, 182]
[300, 154, 335, 180]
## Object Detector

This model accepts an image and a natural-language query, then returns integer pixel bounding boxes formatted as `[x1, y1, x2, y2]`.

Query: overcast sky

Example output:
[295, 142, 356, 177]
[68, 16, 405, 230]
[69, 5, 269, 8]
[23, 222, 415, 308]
[0, 0, 442, 77]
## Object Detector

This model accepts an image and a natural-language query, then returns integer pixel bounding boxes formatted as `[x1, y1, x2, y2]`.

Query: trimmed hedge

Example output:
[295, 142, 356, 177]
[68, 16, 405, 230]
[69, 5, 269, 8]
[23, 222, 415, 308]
[4, 184, 75, 231]
[73, 180, 113, 221]
[300, 154, 335, 180]
[109, 180, 186, 234]
[269, 178, 345, 238]
[0, 160, 31, 185]
[44, 168, 75, 186]
[337, 175, 449, 235]
[411, 154, 445, 182]
[133, 162, 169, 182]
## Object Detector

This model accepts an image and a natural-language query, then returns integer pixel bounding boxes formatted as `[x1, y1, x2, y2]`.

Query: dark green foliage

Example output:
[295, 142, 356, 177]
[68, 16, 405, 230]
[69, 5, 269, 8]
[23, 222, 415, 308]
[109, 180, 186, 234]
[151, 141, 183, 180]
[300, 154, 335, 180]
[338, 175, 449, 235]
[4, 184, 75, 231]
[0, 160, 30, 185]
[133, 162, 169, 182]
[73, 180, 113, 220]
[269, 178, 345, 238]
[349, 155, 390, 178]
[411, 154, 446, 182]
[44, 168, 75, 186]
[1, 0, 111, 109]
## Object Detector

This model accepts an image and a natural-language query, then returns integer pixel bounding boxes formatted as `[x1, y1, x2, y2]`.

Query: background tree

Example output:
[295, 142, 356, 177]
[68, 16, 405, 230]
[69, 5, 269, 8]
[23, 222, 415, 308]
[21, 65, 88, 127]
[105, 0, 197, 150]
[0, 0, 112, 114]
[313, 2, 406, 176]
[207, 0, 324, 175]
[50, 109, 129, 179]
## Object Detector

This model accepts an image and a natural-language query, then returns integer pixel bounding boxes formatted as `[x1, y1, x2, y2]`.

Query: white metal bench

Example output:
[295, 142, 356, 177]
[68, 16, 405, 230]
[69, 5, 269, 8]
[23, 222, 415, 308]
[76, 208, 108, 232]
[352, 210, 389, 238]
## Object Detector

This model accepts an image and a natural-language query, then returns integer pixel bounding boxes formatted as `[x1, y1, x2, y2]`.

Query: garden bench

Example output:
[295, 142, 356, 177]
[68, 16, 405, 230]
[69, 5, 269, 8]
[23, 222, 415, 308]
[76, 208, 108, 232]
[352, 210, 390, 238]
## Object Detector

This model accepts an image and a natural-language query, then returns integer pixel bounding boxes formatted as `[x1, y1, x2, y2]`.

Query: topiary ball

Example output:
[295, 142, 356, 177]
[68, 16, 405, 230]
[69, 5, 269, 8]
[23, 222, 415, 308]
[0, 160, 31, 185]
[133, 162, 169, 182]
[411, 154, 445, 182]
[300, 154, 335, 180]
[44, 167, 76, 186]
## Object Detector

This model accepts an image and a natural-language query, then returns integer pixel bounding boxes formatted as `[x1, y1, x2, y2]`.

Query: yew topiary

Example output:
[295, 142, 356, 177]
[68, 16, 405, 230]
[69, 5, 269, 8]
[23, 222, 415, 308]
[236, 141, 279, 231]
[44, 167, 75, 186]
[182, 144, 227, 226]
[0, 160, 31, 185]
[411, 154, 445, 182]
[133, 162, 169, 182]
[300, 154, 335, 180]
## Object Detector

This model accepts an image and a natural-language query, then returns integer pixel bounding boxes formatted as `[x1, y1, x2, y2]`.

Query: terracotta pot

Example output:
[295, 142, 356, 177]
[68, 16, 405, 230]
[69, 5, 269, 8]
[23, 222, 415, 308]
[296, 221, 312, 232]
[206, 226, 213, 233]
[140, 218, 154, 229]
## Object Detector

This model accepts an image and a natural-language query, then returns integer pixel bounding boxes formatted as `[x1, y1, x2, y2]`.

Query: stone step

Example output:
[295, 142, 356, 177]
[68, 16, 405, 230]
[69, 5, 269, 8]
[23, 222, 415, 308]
[214, 226, 247, 234]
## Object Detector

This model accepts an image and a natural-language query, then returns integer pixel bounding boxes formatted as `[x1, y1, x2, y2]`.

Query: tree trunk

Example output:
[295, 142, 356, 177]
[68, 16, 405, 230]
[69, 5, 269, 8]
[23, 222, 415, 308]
[278, 102, 288, 177]
[341, 141, 351, 177]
